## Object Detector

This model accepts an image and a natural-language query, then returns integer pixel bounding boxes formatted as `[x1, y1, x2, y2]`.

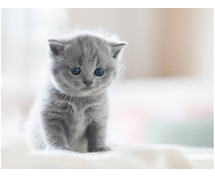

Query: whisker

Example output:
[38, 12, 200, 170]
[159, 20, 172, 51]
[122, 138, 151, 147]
[65, 95, 72, 114]
[54, 94, 67, 106]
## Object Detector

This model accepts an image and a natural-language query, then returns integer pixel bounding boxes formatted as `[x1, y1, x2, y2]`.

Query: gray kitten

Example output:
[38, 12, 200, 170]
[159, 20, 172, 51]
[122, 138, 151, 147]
[26, 30, 127, 152]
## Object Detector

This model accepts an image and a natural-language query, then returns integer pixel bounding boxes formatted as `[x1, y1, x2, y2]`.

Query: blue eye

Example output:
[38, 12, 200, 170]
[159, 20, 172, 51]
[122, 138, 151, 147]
[71, 67, 81, 75]
[95, 68, 104, 76]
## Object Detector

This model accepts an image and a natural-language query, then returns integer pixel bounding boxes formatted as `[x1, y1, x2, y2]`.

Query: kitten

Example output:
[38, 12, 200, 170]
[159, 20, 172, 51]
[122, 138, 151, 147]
[26, 29, 127, 152]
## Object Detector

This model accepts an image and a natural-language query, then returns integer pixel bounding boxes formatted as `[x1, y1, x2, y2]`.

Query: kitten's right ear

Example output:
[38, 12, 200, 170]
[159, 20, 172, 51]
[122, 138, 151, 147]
[48, 39, 66, 56]
[110, 42, 127, 59]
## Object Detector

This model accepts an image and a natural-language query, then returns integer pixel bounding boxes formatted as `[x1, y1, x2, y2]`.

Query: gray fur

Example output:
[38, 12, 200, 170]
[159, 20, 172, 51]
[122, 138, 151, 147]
[26, 30, 127, 152]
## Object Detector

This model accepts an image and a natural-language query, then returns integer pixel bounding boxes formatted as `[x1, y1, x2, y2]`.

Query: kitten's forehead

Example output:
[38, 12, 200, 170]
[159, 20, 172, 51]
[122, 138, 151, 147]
[64, 35, 110, 66]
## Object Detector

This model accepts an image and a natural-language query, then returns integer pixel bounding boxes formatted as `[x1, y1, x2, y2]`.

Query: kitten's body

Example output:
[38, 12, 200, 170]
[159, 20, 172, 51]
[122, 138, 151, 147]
[27, 30, 127, 152]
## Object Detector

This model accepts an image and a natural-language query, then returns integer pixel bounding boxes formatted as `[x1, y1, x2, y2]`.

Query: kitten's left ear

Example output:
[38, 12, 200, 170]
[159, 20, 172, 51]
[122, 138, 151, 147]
[110, 42, 128, 59]
[48, 39, 66, 56]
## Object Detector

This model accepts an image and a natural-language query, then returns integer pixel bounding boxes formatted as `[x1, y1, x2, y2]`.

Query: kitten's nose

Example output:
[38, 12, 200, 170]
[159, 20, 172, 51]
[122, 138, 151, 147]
[83, 80, 93, 86]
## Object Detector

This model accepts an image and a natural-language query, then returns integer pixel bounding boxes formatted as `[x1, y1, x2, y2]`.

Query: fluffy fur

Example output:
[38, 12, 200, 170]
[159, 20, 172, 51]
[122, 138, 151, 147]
[26, 29, 127, 152]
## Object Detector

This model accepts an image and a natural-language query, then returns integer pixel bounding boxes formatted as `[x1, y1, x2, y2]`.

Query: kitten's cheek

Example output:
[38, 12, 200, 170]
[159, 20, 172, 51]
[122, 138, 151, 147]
[72, 84, 80, 90]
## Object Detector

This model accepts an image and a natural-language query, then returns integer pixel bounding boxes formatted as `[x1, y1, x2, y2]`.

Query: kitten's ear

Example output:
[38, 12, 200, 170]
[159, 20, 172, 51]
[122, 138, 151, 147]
[110, 42, 127, 59]
[48, 39, 66, 56]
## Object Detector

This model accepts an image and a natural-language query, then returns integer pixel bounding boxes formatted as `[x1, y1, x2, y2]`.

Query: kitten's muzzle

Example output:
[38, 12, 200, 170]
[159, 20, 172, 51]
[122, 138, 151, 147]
[83, 80, 93, 87]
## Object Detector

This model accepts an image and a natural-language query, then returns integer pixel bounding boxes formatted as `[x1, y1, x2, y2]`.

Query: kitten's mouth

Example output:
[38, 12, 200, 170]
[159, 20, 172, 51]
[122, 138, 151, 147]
[81, 86, 93, 91]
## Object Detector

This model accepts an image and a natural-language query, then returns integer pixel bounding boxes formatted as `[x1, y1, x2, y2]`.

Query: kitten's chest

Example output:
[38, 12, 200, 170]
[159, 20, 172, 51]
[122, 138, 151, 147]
[65, 98, 98, 148]
[65, 96, 101, 122]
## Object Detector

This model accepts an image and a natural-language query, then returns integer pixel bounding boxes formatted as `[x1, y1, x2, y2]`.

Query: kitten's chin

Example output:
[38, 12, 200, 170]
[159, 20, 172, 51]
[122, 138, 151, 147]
[71, 87, 106, 97]
[54, 85, 103, 97]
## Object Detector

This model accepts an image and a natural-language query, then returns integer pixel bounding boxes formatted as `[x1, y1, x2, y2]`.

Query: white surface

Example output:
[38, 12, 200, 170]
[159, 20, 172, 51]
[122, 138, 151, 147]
[1, 133, 213, 169]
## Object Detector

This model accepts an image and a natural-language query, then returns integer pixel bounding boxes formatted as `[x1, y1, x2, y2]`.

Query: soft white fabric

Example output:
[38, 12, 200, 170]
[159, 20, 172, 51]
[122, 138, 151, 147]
[2, 142, 213, 169]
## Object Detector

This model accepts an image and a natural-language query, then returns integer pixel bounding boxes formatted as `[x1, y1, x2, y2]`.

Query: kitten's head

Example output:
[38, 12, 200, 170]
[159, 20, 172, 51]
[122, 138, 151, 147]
[48, 31, 127, 97]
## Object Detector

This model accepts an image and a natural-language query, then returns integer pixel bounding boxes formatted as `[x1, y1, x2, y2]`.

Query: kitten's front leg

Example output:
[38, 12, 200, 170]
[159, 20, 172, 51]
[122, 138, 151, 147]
[41, 117, 71, 151]
[86, 121, 110, 152]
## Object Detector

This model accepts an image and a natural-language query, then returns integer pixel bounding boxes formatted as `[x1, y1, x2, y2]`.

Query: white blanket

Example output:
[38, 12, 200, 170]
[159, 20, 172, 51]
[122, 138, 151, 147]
[2, 142, 213, 169]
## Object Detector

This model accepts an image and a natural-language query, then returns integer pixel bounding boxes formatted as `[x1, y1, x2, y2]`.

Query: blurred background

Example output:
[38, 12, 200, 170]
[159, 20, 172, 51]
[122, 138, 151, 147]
[1, 8, 213, 148]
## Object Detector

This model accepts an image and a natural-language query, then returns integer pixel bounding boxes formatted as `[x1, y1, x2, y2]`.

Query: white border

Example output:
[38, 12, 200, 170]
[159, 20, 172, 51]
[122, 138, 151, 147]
[0, 1, 215, 8]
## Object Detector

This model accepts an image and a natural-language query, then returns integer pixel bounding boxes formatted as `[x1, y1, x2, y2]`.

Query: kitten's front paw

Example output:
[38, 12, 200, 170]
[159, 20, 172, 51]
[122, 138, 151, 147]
[46, 145, 72, 151]
[88, 146, 110, 152]
[60, 146, 73, 151]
